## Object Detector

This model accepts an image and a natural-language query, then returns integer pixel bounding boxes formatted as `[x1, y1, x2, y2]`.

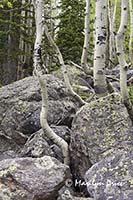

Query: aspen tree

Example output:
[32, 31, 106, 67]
[129, 0, 133, 62]
[18, 0, 26, 80]
[81, 0, 91, 74]
[7, 10, 13, 81]
[93, 0, 108, 97]
[108, 0, 117, 66]
[116, 0, 133, 122]
[33, 0, 69, 165]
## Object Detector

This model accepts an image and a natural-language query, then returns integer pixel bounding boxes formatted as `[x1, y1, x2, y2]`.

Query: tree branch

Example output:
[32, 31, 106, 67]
[44, 24, 86, 106]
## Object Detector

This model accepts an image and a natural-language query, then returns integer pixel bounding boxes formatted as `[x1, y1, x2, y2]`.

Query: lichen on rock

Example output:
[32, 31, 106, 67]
[70, 93, 132, 179]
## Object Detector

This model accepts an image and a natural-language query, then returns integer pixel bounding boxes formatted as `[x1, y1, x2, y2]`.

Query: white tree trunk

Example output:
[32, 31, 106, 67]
[129, 0, 133, 62]
[25, 2, 33, 67]
[81, 0, 91, 74]
[112, 0, 117, 35]
[7, 10, 13, 78]
[17, 0, 26, 80]
[44, 24, 85, 106]
[116, 0, 133, 122]
[93, 0, 108, 97]
[51, 0, 60, 35]
[33, 0, 70, 165]
[108, 0, 117, 66]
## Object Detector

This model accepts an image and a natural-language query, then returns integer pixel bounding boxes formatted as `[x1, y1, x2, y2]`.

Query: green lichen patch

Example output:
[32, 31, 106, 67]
[0, 165, 17, 177]
[70, 93, 132, 179]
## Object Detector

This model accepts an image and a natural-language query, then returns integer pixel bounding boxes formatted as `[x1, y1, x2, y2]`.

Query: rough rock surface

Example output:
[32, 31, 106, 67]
[57, 188, 94, 200]
[21, 130, 54, 158]
[54, 66, 94, 101]
[70, 93, 132, 179]
[0, 75, 76, 147]
[0, 156, 70, 200]
[0, 136, 21, 161]
[85, 150, 133, 200]
[21, 125, 71, 161]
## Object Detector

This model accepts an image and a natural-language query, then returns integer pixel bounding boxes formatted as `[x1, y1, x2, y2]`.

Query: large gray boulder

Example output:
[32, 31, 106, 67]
[0, 75, 76, 147]
[70, 93, 132, 179]
[0, 136, 20, 161]
[85, 150, 133, 200]
[0, 156, 70, 200]
[21, 125, 71, 162]
[57, 188, 94, 200]
[21, 129, 55, 158]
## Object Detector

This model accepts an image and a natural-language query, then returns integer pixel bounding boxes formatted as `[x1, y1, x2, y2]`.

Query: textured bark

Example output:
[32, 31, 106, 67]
[108, 0, 117, 66]
[17, 0, 26, 80]
[81, 0, 91, 74]
[6, 11, 13, 82]
[25, 3, 33, 67]
[44, 24, 85, 106]
[129, 0, 133, 62]
[116, 0, 133, 122]
[93, 0, 108, 97]
[33, 0, 69, 165]
[112, 0, 117, 36]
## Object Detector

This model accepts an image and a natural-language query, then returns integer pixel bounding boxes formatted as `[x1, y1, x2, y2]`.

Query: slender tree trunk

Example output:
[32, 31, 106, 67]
[33, 0, 70, 165]
[93, 0, 108, 97]
[108, 0, 117, 67]
[25, 2, 34, 70]
[112, 0, 117, 40]
[52, 0, 60, 36]
[17, 0, 26, 80]
[106, 4, 110, 68]
[129, 0, 133, 62]
[44, 24, 85, 106]
[7, 11, 13, 81]
[81, 0, 91, 74]
[116, 0, 133, 122]
[112, 0, 117, 59]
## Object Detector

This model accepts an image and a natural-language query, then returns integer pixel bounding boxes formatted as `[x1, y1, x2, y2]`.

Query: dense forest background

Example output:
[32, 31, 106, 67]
[0, 0, 132, 85]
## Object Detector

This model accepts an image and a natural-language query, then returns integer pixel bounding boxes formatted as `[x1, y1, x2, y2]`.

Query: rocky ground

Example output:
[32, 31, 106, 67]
[0, 67, 132, 200]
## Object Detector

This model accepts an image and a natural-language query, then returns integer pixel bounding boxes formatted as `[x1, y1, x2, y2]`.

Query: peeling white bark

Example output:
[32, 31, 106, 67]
[81, 0, 91, 74]
[116, 0, 133, 122]
[33, 0, 70, 165]
[93, 0, 108, 97]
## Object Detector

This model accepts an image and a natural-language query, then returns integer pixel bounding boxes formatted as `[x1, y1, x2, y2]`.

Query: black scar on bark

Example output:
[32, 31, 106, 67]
[96, 56, 101, 59]
[98, 35, 106, 42]
[116, 52, 121, 56]
[37, 47, 42, 58]
[124, 65, 128, 71]
[97, 70, 104, 75]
